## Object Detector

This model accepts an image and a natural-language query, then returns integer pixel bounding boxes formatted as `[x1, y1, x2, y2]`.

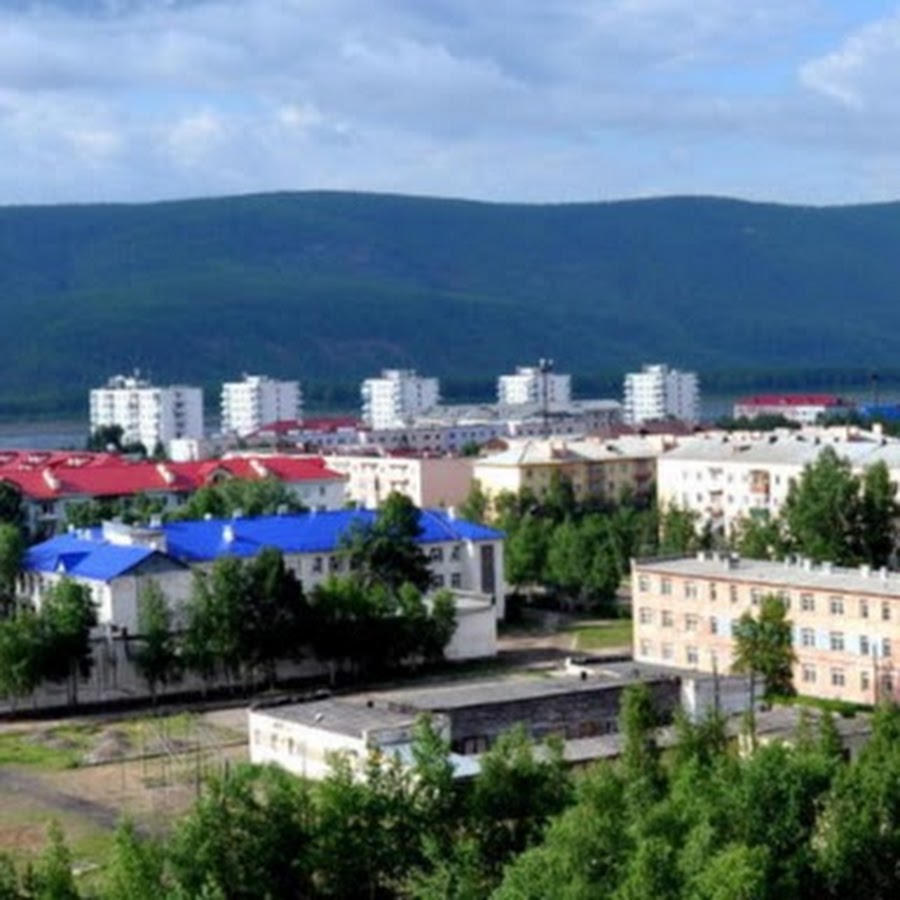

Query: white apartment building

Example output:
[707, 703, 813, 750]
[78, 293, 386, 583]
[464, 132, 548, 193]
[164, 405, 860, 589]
[497, 366, 572, 410]
[624, 363, 699, 425]
[89, 373, 204, 452]
[221, 374, 302, 437]
[657, 428, 900, 537]
[361, 369, 440, 429]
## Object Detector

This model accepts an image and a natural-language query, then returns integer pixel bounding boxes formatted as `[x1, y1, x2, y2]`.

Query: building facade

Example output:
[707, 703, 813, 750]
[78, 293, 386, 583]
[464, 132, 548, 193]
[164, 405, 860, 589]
[497, 366, 572, 410]
[623, 364, 699, 425]
[361, 369, 440, 429]
[733, 394, 847, 425]
[89, 373, 204, 451]
[632, 553, 900, 706]
[221, 374, 302, 437]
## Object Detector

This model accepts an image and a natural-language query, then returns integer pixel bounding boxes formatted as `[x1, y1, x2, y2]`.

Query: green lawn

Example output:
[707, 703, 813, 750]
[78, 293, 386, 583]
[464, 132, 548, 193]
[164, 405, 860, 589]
[566, 619, 633, 652]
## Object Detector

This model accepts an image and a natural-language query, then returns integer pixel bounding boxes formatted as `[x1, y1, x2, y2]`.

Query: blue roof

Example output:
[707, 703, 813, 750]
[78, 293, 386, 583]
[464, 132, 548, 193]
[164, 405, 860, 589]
[25, 509, 503, 581]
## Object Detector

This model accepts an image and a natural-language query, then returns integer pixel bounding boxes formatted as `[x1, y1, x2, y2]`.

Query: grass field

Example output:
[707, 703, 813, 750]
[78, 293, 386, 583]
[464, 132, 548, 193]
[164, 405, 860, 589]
[565, 619, 633, 652]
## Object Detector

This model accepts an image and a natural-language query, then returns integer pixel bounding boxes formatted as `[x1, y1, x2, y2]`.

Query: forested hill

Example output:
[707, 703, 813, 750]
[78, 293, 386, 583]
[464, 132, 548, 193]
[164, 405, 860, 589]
[3, 190, 900, 415]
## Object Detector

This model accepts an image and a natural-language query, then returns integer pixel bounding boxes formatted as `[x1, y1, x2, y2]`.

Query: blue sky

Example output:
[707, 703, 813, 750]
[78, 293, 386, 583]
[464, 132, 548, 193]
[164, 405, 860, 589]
[3, 0, 900, 206]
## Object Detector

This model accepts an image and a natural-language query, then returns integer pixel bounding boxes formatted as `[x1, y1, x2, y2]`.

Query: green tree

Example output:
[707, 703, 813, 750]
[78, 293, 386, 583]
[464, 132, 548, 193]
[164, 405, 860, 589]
[28, 821, 80, 900]
[103, 821, 165, 900]
[503, 514, 551, 595]
[0, 522, 25, 616]
[342, 493, 431, 593]
[731, 594, 796, 705]
[39, 579, 97, 707]
[731, 512, 786, 560]
[782, 447, 861, 564]
[0, 611, 44, 710]
[619, 682, 665, 807]
[0, 482, 24, 532]
[858, 461, 898, 567]
[86, 424, 125, 452]
[658, 503, 700, 554]
[244, 547, 307, 687]
[458, 480, 489, 524]
[133, 580, 179, 705]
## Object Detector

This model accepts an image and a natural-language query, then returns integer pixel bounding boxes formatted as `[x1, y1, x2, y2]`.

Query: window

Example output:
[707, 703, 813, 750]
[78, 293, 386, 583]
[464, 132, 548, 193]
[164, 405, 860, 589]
[312, 556, 323, 574]
[777, 590, 791, 609]
[709, 616, 718, 635]
[730, 585, 739, 604]
[801, 593, 815, 612]
[429, 547, 444, 562]
[860, 635, 870, 657]
[829, 632, 845, 652]
[432, 574, 445, 588]
[801, 628, 815, 647]
[882, 638, 892, 659]
[639, 639, 652, 657]
[686, 646, 699, 666]
[661, 643, 674, 661]
[750, 588, 761, 606]
[859, 598, 869, 619]
[883, 602, 892, 622]
[661, 610, 674, 627]
[637, 574, 650, 592]
[661, 578, 673, 596]
[639, 607, 653, 625]
[709, 582, 718, 601]
[802, 665, 817, 684]
[861, 670, 871, 692]
[450, 544, 462, 562]
[329, 556, 342, 573]
[880, 674, 894, 695]
[831, 668, 846, 687]
[450, 573, 462, 589]
[829, 596, 845, 616]
[685, 582, 698, 599]
[685, 614, 699, 632]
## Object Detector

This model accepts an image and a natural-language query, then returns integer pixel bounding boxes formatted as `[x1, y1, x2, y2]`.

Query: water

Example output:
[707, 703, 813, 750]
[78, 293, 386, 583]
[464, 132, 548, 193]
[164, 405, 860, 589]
[0, 421, 87, 450]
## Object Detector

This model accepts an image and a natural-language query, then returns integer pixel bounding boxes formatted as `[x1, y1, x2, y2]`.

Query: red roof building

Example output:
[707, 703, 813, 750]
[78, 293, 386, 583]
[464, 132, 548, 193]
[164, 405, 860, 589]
[732, 394, 847, 425]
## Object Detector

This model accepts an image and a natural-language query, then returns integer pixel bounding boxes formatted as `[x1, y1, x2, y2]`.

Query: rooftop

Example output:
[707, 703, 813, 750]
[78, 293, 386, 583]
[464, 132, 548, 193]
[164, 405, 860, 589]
[253, 699, 418, 739]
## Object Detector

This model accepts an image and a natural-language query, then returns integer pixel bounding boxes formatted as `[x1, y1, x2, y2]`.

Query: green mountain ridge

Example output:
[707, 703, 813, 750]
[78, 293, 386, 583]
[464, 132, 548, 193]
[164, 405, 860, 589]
[2, 190, 900, 415]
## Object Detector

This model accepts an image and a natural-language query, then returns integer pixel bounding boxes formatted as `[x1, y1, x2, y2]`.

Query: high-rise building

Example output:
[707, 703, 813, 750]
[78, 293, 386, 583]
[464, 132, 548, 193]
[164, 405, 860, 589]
[623, 363, 699, 425]
[497, 365, 572, 410]
[221, 374, 302, 437]
[89, 373, 204, 451]
[361, 369, 440, 429]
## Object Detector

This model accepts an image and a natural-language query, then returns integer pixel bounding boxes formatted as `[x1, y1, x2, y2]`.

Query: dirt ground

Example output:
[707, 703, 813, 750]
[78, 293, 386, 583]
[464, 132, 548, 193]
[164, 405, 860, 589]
[0, 709, 249, 866]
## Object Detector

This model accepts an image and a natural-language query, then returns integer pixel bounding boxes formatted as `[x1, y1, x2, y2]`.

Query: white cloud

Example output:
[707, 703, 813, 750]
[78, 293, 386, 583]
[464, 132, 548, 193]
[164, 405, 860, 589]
[0, 1, 897, 204]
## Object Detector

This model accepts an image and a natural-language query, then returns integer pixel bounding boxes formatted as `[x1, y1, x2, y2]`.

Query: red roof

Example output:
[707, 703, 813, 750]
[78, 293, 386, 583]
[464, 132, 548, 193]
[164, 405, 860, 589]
[0, 453, 344, 501]
[736, 394, 844, 408]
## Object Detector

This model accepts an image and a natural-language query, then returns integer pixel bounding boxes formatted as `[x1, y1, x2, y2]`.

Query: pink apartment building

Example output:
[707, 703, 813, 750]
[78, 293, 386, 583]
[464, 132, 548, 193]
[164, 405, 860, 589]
[632, 553, 898, 706]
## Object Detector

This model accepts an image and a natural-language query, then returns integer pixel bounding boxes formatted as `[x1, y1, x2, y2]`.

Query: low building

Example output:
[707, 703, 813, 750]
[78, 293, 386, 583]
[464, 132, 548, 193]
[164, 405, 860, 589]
[0, 451, 347, 535]
[733, 394, 847, 425]
[326, 453, 473, 510]
[473, 435, 665, 508]
[632, 552, 900, 706]
[23, 508, 508, 630]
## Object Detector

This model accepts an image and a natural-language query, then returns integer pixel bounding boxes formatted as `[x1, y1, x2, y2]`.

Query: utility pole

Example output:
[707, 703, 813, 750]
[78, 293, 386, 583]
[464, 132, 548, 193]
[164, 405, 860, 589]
[539, 357, 553, 438]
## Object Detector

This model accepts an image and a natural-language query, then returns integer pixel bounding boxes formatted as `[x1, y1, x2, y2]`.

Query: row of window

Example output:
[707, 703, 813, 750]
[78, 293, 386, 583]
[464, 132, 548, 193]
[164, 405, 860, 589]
[639, 575, 895, 621]
[801, 665, 894, 694]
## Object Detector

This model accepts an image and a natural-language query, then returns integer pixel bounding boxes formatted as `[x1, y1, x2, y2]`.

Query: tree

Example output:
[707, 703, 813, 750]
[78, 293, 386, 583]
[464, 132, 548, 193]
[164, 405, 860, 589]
[658, 503, 700, 554]
[0, 482, 24, 531]
[731, 512, 786, 560]
[342, 493, 431, 593]
[858, 461, 898, 567]
[103, 821, 165, 900]
[503, 514, 551, 595]
[782, 447, 861, 565]
[133, 580, 179, 705]
[619, 682, 665, 807]
[0, 611, 44, 710]
[0, 522, 24, 616]
[244, 547, 307, 687]
[86, 424, 125, 452]
[39, 579, 97, 707]
[731, 594, 795, 704]
[459, 480, 489, 524]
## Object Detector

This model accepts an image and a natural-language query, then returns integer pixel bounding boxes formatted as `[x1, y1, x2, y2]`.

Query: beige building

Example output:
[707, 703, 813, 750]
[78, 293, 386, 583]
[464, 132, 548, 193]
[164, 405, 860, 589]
[325, 454, 473, 510]
[632, 553, 899, 706]
[473, 436, 667, 508]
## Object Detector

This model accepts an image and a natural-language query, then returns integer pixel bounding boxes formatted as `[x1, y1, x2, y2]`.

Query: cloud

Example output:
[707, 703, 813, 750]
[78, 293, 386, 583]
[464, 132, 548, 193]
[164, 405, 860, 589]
[0, 1, 897, 205]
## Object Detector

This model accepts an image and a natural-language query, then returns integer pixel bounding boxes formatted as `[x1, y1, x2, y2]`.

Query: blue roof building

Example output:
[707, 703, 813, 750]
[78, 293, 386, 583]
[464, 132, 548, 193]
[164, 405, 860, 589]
[22, 509, 508, 632]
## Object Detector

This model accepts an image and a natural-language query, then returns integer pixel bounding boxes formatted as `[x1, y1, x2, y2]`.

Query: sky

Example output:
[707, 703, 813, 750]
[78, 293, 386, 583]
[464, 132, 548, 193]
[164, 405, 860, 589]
[3, 0, 900, 206]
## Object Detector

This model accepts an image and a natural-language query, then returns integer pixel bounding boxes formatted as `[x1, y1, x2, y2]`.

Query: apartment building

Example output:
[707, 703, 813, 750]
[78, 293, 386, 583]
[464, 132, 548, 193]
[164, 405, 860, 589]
[473, 436, 666, 508]
[221, 374, 302, 437]
[632, 553, 899, 706]
[89, 373, 204, 451]
[497, 365, 572, 410]
[361, 369, 440, 429]
[657, 428, 900, 536]
[326, 454, 473, 510]
[623, 363, 699, 425]
[733, 394, 848, 425]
